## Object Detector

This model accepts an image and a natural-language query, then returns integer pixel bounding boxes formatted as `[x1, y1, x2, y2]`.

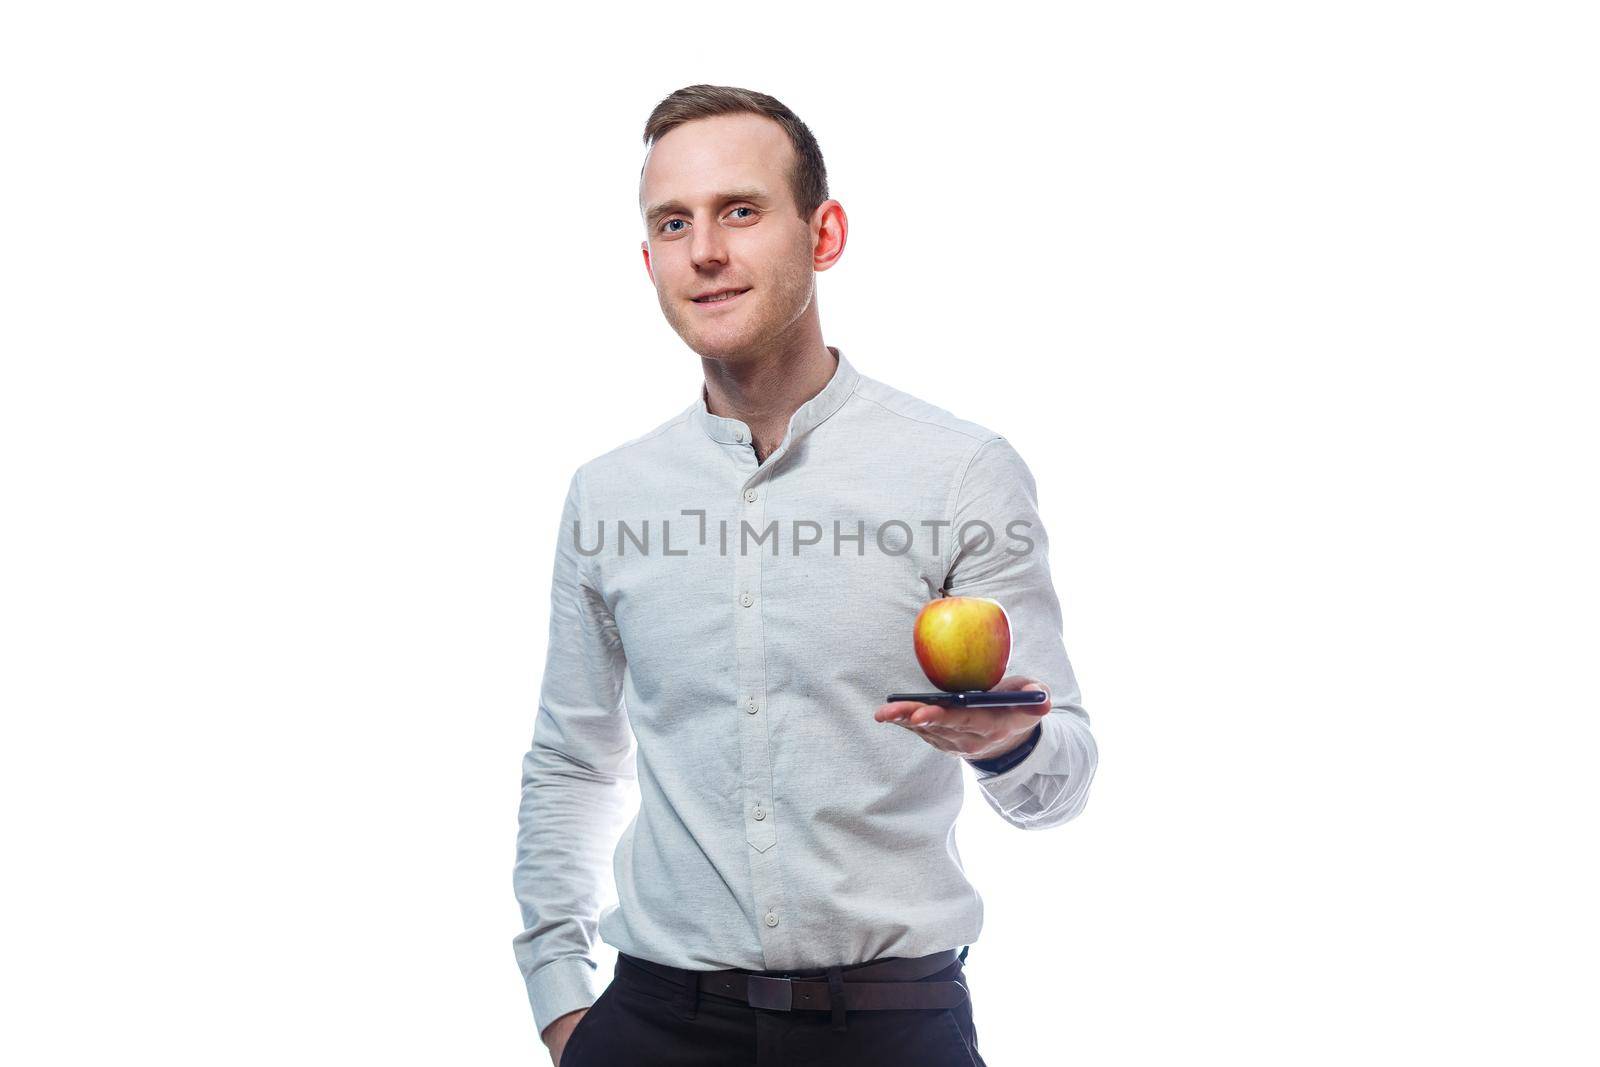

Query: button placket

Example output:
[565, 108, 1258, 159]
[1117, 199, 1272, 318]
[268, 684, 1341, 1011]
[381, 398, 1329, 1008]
[735, 470, 791, 967]
[738, 476, 777, 855]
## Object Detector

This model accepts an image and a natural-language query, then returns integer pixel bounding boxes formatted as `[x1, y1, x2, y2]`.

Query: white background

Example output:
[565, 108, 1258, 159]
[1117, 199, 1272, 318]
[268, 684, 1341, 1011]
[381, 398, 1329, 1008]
[3, 2, 1596, 1064]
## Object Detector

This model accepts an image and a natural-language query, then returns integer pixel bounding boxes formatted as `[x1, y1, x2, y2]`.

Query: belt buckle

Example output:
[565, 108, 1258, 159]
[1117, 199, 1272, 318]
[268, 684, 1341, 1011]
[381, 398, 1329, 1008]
[746, 974, 793, 1011]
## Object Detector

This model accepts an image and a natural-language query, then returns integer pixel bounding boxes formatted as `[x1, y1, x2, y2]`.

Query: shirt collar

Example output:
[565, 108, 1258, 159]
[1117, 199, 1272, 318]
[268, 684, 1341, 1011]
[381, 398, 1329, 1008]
[694, 345, 861, 448]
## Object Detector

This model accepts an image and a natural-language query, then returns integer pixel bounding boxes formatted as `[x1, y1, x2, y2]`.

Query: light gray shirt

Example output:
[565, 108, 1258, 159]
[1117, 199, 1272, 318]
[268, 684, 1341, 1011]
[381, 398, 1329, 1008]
[511, 346, 1098, 1036]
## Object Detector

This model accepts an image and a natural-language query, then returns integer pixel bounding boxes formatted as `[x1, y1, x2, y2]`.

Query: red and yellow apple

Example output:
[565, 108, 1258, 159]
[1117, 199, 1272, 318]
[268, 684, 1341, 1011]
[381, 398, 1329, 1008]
[913, 595, 1012, 692]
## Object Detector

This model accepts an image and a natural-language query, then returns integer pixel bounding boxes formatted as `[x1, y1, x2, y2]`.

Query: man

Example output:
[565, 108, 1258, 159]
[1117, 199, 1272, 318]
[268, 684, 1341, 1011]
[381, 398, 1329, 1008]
[512, 84, 1098, 1066]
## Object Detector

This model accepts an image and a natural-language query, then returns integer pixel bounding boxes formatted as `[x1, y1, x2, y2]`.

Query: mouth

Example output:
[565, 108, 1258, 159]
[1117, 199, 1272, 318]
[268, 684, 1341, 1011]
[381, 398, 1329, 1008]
[691, 287, 751, 308]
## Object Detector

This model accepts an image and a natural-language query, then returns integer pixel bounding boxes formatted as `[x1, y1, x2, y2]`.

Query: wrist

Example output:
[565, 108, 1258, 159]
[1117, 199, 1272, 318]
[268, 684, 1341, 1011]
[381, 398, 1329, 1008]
[965, 721, 1043, 774]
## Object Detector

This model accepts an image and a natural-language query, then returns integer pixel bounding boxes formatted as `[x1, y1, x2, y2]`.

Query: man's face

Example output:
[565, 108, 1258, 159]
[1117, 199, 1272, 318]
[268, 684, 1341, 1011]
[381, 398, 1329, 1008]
[639, 113, 820, 360]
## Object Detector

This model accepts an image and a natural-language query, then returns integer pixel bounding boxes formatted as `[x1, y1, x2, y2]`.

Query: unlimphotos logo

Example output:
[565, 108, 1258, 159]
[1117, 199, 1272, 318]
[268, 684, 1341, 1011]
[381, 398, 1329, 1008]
[570, 510, 1036, 558]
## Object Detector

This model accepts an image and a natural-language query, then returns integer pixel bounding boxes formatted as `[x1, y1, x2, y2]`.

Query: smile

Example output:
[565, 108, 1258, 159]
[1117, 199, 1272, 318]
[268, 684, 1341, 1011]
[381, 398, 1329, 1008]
[692, 288, 750, 307]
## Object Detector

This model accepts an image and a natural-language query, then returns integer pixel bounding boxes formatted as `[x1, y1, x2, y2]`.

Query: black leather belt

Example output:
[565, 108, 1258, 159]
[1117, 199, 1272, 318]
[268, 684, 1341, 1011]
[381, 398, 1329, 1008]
[620, 948, 969, 1012]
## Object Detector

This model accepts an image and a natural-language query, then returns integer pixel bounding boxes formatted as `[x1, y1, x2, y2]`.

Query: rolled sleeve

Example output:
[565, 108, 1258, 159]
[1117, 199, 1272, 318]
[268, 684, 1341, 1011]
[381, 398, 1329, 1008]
[511, 465, 637, 1037]
[944, 436, 1099, 829]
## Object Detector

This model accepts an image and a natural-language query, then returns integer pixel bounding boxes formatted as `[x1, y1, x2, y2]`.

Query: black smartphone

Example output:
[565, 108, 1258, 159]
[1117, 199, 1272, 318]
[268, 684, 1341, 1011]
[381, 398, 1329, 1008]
[884, 690, 1049, 708]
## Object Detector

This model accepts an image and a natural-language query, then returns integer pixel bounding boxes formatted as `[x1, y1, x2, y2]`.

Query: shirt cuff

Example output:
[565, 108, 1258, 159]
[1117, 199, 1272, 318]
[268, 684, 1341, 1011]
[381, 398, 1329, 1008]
[522, 954, 602, 1040]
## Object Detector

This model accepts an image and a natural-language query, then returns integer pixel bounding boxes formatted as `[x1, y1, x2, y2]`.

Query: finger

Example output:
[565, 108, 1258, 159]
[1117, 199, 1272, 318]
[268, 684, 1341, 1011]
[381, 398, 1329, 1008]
[875, 700, 929, 722]
[906, 703, 979, 730]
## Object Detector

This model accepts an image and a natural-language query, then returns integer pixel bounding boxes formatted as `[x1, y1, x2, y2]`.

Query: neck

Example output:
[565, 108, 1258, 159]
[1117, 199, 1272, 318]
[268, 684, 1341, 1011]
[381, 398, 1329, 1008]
[702, 340, 838, 459]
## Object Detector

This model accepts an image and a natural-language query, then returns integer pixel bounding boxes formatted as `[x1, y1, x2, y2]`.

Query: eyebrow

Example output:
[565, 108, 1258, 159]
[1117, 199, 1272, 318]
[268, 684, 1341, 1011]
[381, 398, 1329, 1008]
[644, 188, 772, 228]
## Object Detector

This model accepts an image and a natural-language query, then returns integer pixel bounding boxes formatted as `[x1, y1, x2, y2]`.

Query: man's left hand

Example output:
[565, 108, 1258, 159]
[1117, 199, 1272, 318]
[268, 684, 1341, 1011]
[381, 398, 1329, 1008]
[874, 675, 1051, 762]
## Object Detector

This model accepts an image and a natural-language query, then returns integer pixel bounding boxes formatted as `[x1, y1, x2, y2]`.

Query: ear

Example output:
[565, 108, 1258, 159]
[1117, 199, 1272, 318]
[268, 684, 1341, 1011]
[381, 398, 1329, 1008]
[640, 240, 654, 286]
[811, 200, 848, 272]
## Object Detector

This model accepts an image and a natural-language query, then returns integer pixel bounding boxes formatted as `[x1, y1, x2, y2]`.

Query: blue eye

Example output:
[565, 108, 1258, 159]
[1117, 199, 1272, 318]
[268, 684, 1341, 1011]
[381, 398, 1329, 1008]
[659, 206, 756, 234]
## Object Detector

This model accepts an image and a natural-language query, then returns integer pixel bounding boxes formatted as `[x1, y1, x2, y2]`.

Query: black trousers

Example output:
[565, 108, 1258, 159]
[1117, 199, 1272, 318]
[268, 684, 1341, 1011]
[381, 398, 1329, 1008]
[559, 948, 987, 1067]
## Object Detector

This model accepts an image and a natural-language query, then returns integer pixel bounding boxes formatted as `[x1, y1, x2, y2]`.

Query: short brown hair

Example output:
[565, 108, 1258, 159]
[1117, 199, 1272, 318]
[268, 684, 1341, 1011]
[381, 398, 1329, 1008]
[642, 84, 830, 221]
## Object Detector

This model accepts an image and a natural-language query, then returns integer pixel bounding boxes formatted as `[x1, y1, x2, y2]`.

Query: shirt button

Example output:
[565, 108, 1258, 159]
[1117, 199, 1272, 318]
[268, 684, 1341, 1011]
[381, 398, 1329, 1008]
[754, 806, 766, 820]
[733, 429, 746, 442]
[764, 913, 779, 928]
[740, 592, 753, 608]
[744, 488, 758, 503]
[746, 698, 759, 714]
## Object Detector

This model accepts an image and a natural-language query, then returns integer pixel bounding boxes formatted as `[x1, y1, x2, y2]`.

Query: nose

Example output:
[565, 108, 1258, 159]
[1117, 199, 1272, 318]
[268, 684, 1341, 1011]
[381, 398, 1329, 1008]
[690, 218, 728, 270]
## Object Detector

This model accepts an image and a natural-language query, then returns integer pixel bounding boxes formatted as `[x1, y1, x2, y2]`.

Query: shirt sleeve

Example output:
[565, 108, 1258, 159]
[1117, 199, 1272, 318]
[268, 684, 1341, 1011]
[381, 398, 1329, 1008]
[943, 436, 1099, 830]
[511, 465, 637, 1038]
